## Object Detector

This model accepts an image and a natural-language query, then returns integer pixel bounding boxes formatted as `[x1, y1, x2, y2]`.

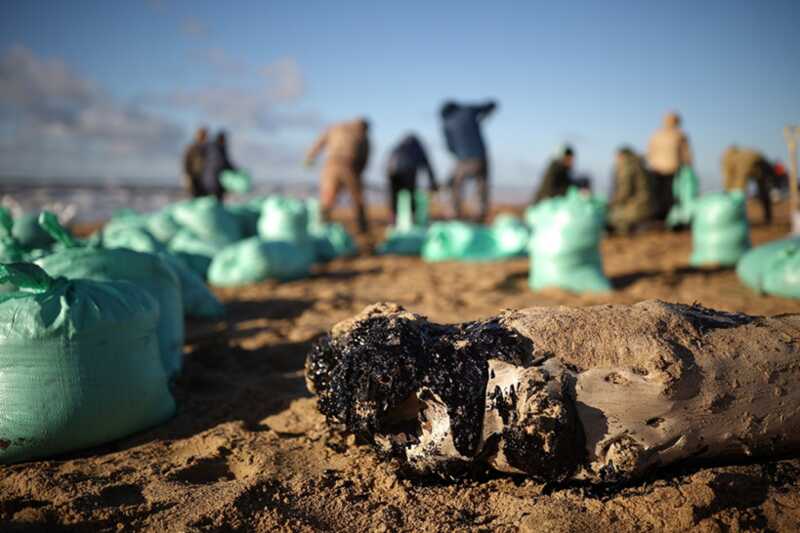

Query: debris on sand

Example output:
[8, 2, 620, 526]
[307, 301, 800, 483]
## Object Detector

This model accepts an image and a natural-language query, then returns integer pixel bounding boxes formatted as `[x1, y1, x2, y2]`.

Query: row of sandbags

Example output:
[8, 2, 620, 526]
[101, 196, 356, 287]
[378, 190, 530, 260]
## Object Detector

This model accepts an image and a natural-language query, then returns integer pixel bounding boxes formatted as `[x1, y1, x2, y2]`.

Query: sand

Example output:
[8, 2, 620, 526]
[2, 201, 800, 532]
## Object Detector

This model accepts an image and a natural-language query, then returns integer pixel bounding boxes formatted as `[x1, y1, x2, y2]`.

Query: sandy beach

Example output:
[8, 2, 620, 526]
[1, 200, 799, 532]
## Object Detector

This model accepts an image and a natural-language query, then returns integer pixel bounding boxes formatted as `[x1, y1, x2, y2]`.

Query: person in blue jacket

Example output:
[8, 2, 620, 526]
[441, 100, 498, 222]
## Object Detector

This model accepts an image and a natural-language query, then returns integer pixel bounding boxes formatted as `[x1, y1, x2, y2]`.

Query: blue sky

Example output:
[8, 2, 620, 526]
[0, 0, 798, 195]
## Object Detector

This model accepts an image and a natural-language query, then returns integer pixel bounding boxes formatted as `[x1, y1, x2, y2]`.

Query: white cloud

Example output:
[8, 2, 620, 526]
[181, 16, 209, 39]
[153, 54, 319, 134]
[0, 45, 184, 180]
[262, 57, 305, 102]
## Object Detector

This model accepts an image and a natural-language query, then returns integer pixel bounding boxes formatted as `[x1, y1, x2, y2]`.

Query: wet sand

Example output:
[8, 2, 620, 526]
[2, 201, 799, 532]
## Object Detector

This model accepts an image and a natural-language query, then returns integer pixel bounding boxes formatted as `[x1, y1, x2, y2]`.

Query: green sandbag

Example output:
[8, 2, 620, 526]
[98, 226, 225, 319]
[208, 237, 315, 286]
[103, 224, 167, 254]
[0, 208, 27, 263]
[226, 197, 268, 238]
[145, 210, 182, 244]
[491, 214, 530, 257]
[378, 227, 427, 256]
[0, 263, 175, 464]
[423, 221, 514, 262]
[306, 198, 356, 261]
[527, 189, 610, 293]
[11, 211, 56, 249]
[311, 223, 357, 262]
[169, 197, 242, 245]
[37, 213, 185, 377]
[690, 191, 750, 267]
[737, 237, 800, 299]
[666, 165, 699, 228]
[258, 196, 309, 243]
[379, 190, 428, 256]
[414, 189, 430, 227]
[221, 169, 253, 194]
[167, 229, 222, 279]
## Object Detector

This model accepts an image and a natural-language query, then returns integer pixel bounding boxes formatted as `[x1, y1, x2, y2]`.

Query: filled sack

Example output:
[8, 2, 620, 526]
[690, 191, 750, 267]
[208, 237, 315, 286]
[527, 189, 610, 293]
[258, 196, 310, 243]
[737, 237, 800, 299]
[0, 263, 175, 464]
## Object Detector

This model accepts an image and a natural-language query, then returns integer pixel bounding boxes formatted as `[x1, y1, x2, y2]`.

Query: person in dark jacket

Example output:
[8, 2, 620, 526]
[441, 100, 497, 222]
[532, 145, 575, 204]
[202, 131, 235, 202]
[183, 127, 208, 197]
[386, 134, 438, 220]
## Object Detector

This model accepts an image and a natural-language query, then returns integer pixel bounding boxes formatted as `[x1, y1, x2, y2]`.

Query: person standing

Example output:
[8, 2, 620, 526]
[441, 100, 497, 222]
[531, 145, 576, 204]
[608, 147, 655, 234]
[385, 134, 438, 220]
[182, 127, 208, 197]
[722, 145, 778, 224]
[202, 131, 236, 202]
[305, 118, 371, 234]
[646, 111, 692, 220]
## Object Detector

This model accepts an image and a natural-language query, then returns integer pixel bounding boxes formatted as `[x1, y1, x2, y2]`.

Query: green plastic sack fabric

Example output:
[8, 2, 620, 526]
[378, 227, 427, 256]
[667, 165, 700, 228]
[221, 169, 252, 194]
[0, 208, 28, 263]
[737, 237, 800, 299]
[37, 211, 185, 376]
[226, 197, 267, 238]
[103, 224, 167, 255]
[305, 198, 357, 261]
[12, 211, 56, 249]
[37, 246, 185, 378]
[145, 210, 182, 244]
[98, 226, 225, 319]
[379, 190, 428, 256]
[491, 214, 530, 257]
[690, 191, 750, 267]
[414, 189, 430, 227]
[0, 263, 175, 464]
[169, 197, 242, 245]
[167, 229, 222, 279]
[258, 196, 310, 243]
[311, 223, 357, 262]
[527, 189, 610, 293]
[208, 237, 315, 286]
[422, 222, 502, 262]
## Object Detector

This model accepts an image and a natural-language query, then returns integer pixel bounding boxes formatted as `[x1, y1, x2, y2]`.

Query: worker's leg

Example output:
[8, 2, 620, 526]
[388, 172, 402, 220]
[344, 167, 369, 234]
[451, 161, 469, 219]
[755, 176, 773, 224]
[476, 159, 490, 223]
[320, 164, 343, 222]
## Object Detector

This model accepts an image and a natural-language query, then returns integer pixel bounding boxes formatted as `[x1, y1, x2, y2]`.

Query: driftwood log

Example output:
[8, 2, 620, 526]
[305, 301, 800, 483]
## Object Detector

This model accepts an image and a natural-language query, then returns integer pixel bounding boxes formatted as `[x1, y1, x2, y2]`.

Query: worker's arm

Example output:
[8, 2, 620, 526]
[474, 100, 498, 121]
[444, 127, 456, 155]
[305, 130, 329, 165]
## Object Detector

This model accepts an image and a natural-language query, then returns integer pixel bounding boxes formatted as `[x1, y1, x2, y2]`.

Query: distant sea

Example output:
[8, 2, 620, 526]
[0, 178, 535, 223]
